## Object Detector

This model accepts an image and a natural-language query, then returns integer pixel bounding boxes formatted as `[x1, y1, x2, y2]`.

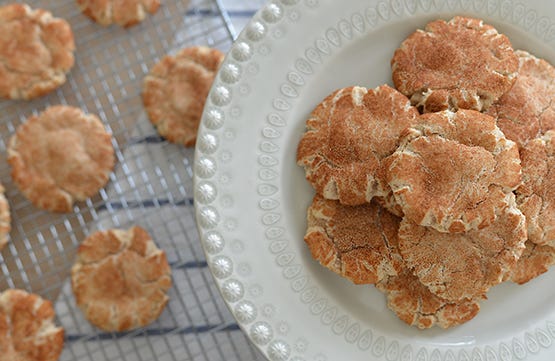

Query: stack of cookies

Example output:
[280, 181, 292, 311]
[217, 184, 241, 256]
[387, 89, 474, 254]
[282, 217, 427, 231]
[297, 16, 555, 329]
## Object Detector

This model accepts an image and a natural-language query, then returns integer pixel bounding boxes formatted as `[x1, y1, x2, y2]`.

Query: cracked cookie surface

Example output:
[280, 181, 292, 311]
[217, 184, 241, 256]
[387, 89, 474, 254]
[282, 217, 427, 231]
[71, 226, 172, 332]
[7, 106, 115, 213]
[376, 270, 481, 329]
[0, 3, 75, 100]
[304, 195, 403, 284]
[0, 289, 64, 361]
[508, 241, 555, 285]
[296, 85, 419, 206]
[385, 109, 521, 233]
[516, 130, 555, 246]
[142, 46, 224, 146]
[398, 195, 526, 301]
[392, 16, 518, 113]
[76, 0, 160, 27]
[486, 50, 555, 148]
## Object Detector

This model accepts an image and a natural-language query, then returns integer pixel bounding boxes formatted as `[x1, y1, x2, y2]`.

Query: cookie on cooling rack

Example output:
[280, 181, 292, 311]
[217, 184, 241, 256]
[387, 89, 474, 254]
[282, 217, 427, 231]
[304, 195, 404, 284]
[376, 270, 481, 329]
[71, 226, 172, 332]
[142, 46, 224, 147]
[385, 109, 521, 233]
[7, 105, 115, 213]
[296, 85, 419, 206]
[486, 50, 555, 148]
[0, 184, 10, 252]
[391, 16, 518, 113]
[516, 130, 555, 246]
[0, 3, 75, 100]
[398, 194, 526, 301]
[0, 289, 64, 361]
[76, 0, 160, 27]
[508, 241, 555, 285]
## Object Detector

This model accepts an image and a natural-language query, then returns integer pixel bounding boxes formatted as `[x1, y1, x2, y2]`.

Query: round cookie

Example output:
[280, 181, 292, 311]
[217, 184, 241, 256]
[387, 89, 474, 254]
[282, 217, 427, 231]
[376, 270, 481, 329]
[0, 184, 10, 252]
[296, 85, 419, 206]
[7, 106, 115, 213]
[0, 289, 64, 361]
[304, 194, 403, 284]
[385, 109, 521, 233]
[516, 130, 555, 246]
[142, 46, 224, 147]
[76, 0, 160, 27]
[398, 195, 526, 301]
[71, 226, 172, 332]
[486, 50, 555, 148]
[508, 241, 555, 285]
[392, 16, 518, 113]
[0, 4, 75, 100]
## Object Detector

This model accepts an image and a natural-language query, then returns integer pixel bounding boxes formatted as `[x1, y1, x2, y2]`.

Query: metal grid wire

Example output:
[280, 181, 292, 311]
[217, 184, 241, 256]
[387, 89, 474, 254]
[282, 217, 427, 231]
[0, 0, 262, 360]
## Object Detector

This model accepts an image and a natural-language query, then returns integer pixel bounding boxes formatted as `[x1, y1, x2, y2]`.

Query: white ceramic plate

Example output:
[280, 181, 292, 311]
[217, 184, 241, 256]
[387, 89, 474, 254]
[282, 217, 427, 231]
[194, 0, 555, 360]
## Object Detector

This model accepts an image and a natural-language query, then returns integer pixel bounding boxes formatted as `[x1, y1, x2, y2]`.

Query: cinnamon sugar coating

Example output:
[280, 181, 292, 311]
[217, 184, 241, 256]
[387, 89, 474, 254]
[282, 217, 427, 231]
[399, 195, 526, 301]
[304, 195, 403, 284]
[0, 289, 64, 361]
[297, 85, 419, 206]
[376, 270, 480, 329]
[508, 241, 555, 285]
[516, 130, 555, 246]
[486, 50, 555, 148]
[385, 109, 521, 233]
[7, 106, 115, 213]
[71, 226, 172, 332]
[392, 16, 518, 113]
[143, 46, 224, 146]
[0, 4, 75, 99]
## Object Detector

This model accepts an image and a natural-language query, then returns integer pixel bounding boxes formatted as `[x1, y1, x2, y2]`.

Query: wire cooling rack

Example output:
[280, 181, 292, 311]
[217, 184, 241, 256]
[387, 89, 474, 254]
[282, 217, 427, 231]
[0, 0, 262, 360]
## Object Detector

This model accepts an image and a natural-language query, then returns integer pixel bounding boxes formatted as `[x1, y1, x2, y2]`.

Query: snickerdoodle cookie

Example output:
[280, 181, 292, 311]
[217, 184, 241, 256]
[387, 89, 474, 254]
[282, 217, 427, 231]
[486, 50, 555, 147]
[143, 46, 224, 147]
[516, 130, 555, 246]
[392, 16, 518, 113]
[398, 194, 526, 301]
[296, 85, 419, 206]
[508, 241, 555, 285]
[306, 195, 481, 328]
[7, 106, 115, 213]
[385, 109, 521, 233]
[0, 4, 75, 100]
[304, 195, 403, 284]
[376, 270, 480, 329]
[71, 226, 172, 332]
[0, 289, 64, 361]
[76, 0, 160, 27]
[0, 184, 10, 252]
